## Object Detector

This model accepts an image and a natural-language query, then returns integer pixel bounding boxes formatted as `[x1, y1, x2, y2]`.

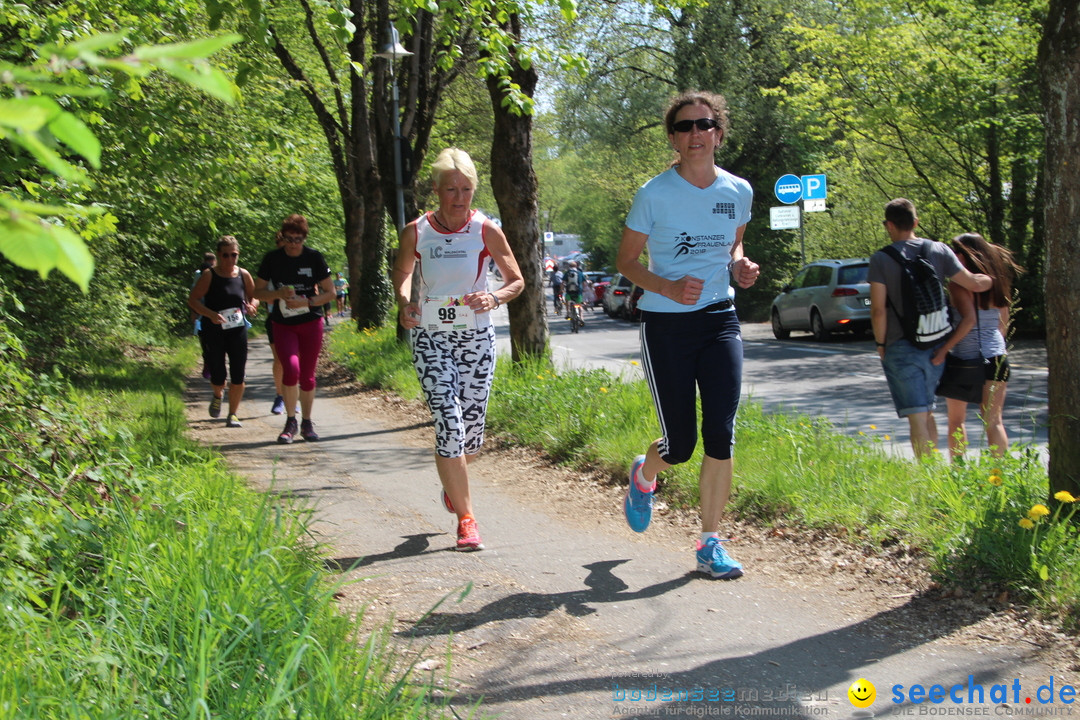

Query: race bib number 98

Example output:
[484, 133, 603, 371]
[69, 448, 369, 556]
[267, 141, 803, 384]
[421, 296, 475, 332]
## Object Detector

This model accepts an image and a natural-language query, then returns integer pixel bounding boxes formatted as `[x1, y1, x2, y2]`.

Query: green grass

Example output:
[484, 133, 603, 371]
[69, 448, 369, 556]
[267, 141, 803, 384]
[1, 336, 451, 719]
[328, 324, 1080, 629]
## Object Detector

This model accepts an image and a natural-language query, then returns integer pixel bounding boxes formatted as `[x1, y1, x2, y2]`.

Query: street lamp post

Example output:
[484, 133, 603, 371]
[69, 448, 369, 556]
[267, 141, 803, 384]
[375, 25, 414, 231]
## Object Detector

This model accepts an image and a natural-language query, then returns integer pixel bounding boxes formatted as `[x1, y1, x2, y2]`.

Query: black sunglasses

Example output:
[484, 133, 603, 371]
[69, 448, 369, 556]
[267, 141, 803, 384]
[220, 252, 239, 258]
[283, 235, 305, 243]
[671, 117, 719, 133]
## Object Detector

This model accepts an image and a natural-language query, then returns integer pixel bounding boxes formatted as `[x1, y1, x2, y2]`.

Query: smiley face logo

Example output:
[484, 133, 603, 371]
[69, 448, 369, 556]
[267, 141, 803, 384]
[848, 678, 876, 708]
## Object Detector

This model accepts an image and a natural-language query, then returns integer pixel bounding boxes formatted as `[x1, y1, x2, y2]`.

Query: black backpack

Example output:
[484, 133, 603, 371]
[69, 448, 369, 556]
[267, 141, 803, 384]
[881, 242, 953, 349]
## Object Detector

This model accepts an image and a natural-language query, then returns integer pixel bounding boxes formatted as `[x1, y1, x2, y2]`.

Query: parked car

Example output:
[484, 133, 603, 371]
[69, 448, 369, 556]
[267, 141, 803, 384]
[770, 258, 871, 341]
[601, 273, 645, 321]
[584, 272, 612, 307]
[602, 273, 634, 317]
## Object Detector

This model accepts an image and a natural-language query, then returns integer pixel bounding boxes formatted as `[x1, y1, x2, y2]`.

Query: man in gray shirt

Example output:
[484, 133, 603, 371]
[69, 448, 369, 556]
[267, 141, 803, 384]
[868, 198, 991, 458]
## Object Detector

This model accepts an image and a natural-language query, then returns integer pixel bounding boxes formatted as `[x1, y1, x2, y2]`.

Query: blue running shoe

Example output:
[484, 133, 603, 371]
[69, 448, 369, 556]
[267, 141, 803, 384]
[695, 537, 744, 579]
[271, 395, 285, 415]
[623, 455, 655, 533]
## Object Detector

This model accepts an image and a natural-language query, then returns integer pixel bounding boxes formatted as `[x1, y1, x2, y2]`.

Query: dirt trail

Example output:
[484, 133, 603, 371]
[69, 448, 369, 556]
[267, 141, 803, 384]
[184, 333, 1078, 719]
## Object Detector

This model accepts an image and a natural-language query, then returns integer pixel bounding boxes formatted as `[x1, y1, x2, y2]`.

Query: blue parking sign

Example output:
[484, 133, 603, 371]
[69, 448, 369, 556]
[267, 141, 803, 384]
[802, 174, 827, 200]
[774, 174, 803, 204]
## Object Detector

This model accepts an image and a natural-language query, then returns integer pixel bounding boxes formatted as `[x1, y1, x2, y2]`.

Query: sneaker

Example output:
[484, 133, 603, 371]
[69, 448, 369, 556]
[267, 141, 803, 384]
[623, 455, 656, 533]
[300, 419, 319, 442]
[271, 395, 285, 415]
[209, 396, 222, 418]
[226, 414, 242, 428]
[456, 516, 484, 551]
[441, 490, 455, 514]
[695, 537, 744, 580]
[278, 417, 298, 445]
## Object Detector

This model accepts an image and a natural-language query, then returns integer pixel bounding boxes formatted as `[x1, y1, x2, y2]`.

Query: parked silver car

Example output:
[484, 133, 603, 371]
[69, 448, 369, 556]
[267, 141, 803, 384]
[770, 258, 871, 341]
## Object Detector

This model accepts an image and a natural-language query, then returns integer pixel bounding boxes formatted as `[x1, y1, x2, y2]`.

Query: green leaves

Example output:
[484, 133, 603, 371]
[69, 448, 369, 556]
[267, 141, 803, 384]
[0, 31, 241, 292]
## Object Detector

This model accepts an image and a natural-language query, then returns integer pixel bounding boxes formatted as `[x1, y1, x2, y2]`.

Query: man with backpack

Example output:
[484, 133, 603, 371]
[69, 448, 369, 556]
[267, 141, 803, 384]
[868, 198, 992, 458]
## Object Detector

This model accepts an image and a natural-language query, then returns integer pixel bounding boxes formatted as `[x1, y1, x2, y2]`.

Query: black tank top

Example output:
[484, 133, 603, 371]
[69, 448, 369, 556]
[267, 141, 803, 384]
[203, 270, 246, 312]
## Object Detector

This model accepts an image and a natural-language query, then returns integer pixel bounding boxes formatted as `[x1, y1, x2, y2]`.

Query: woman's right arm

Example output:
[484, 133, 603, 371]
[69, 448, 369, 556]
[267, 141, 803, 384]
[187, 270, 221, 324]
[392, 223, 420, 329]
[931, 284, 976, 365]
[615, 227, 703, 305]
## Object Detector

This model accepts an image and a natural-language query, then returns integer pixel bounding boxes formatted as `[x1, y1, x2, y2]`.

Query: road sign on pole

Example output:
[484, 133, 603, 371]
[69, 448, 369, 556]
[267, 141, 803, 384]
[774, 174, 803, 204]
[802, 174, 827, 200]
[804, 198, 827, 213]
[770, 205, 801, 230]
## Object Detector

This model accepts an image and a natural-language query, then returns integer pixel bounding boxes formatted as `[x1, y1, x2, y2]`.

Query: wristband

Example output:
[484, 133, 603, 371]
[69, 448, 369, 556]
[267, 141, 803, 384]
[489, 292, 500, 309]
[876, 342, 885, 347]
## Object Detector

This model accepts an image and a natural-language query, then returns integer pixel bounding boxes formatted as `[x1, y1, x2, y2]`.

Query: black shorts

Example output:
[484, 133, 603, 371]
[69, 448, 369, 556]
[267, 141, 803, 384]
[985, 355, 1010, 383]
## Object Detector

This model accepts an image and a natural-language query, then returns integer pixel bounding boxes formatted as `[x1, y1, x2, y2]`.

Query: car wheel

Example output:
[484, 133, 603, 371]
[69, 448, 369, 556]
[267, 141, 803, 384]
[771, 309, 790, 340]
[810, 310, 830, 341]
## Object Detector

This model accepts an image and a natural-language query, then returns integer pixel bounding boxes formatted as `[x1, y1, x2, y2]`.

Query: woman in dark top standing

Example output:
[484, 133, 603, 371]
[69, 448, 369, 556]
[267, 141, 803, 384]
[253, 214, 335, 444]
[188, 236, 258, 427]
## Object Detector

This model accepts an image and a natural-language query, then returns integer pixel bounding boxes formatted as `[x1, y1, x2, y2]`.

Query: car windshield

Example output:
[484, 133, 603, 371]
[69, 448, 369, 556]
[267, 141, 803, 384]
[837, 264, 868, 285]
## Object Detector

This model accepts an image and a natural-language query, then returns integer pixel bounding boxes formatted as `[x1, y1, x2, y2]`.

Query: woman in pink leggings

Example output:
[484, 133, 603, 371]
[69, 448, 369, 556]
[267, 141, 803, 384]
[253, 214, 335, 444]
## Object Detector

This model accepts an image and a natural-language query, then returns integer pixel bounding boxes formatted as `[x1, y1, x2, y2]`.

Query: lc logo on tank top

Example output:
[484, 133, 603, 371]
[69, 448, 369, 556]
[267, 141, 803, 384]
[429, 244, 468, 260]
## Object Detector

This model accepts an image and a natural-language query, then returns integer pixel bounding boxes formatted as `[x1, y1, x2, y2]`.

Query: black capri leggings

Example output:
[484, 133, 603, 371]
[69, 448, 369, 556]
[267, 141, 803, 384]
[639, 307, 743, 463]
[203, 324, 248, 387]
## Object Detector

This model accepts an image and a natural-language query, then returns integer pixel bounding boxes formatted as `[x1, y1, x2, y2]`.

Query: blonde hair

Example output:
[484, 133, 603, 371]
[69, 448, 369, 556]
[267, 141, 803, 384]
[430, 147, 479, 189]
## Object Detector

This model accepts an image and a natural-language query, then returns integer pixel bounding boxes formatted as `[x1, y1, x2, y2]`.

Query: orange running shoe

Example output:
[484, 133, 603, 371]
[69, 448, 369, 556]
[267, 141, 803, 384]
[455, 515, 484, 552]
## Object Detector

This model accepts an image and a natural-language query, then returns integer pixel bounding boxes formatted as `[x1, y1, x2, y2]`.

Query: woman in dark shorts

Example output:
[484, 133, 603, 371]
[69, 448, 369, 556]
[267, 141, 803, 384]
[188, 236, 258, 427]
[931, 233, 1024, 459]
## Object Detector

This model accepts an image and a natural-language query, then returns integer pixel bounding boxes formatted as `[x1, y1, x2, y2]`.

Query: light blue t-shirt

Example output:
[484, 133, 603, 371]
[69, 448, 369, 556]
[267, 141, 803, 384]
[625, 166, 753, 313]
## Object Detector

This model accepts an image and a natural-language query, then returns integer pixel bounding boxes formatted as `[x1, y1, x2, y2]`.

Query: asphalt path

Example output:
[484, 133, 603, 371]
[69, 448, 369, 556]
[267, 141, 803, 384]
[498, 293, 1049, 460]
[186, 330, 1073, 720]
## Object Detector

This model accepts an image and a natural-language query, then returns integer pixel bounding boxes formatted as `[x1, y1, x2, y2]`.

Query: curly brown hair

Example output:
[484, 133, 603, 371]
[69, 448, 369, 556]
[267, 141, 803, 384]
[663, 91, 730, 146]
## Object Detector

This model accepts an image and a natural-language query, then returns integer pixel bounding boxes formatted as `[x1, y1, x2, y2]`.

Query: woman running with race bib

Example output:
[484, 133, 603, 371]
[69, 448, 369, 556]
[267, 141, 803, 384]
[392, 148, 523, 551]
[188, 235, 259, 428]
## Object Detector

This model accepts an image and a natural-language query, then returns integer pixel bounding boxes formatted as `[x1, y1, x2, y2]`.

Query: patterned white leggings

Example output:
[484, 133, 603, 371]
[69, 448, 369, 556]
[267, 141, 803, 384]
[411, 326, 496, 458]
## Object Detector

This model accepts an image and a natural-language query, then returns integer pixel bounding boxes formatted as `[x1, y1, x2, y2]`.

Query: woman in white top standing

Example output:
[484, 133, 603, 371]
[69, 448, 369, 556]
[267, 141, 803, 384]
[931, 233, 1023, 459]
[392, 148, 523, 551]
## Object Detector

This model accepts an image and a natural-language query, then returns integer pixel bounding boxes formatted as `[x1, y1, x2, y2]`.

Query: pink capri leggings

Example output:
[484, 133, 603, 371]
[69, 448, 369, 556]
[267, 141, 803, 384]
[272, 318, 323, 391]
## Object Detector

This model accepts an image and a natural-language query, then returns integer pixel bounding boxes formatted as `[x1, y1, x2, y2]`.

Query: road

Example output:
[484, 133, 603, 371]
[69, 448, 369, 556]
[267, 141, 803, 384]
[493, 294, 1049, 459]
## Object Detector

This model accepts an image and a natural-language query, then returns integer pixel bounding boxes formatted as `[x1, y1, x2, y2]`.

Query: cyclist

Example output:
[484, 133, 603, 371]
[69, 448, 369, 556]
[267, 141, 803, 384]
[564, 261, 587, 322]
[550, 266, 564, 315]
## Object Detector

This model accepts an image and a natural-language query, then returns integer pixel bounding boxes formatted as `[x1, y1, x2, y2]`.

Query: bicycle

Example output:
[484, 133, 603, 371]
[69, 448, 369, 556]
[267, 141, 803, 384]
[569, 299, 584, 333]
[553, 290, 564, 317]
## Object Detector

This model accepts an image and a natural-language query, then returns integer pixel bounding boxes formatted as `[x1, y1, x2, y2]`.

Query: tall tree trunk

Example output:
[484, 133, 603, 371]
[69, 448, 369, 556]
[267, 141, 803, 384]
[1038, 0, 1080, 498]
[987, 120, 1004, 245]
[485, 16, 548, 361]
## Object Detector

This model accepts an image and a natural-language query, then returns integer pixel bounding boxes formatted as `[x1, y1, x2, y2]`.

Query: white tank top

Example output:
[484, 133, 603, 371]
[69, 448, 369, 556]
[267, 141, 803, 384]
[413, 210, 492, 329]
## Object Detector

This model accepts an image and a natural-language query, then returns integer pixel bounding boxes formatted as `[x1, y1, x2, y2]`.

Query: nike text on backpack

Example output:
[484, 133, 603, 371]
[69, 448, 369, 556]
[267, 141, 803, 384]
[881, 242, 953, 349]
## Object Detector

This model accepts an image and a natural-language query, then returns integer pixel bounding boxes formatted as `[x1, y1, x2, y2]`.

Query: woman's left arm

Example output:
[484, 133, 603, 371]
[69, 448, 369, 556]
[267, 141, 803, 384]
[241, 269, 259, 314]
[728, 224, 760, 289]
[468, 221, 524, 312]
[310, 276, 335, 308]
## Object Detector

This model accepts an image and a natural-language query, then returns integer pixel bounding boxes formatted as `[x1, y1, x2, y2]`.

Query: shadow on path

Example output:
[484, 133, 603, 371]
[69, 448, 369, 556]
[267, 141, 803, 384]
[399, 559, 695, 637]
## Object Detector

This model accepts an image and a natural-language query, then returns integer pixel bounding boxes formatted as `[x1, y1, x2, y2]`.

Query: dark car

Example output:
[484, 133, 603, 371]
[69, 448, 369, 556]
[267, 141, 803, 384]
[584, 271, 612, 307]
[770, 258, 871, 341]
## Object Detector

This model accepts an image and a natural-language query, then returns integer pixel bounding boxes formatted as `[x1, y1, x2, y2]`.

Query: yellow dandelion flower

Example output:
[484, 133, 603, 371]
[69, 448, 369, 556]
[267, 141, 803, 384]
[991, 468, 1002, 476]
[630, 360, 639, 366]
[537, 375, 544, 380]
[1028, 504, 1051, 520]
[988, 475, 1004, 486]
[600, 387, 608, 393]
[883, 435, 891, 441]
[858, 431, 866, 436]
[1054, 491, 1077, 504]
[869, 424, 877, 430]
[1019, 518, 1035, 530]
